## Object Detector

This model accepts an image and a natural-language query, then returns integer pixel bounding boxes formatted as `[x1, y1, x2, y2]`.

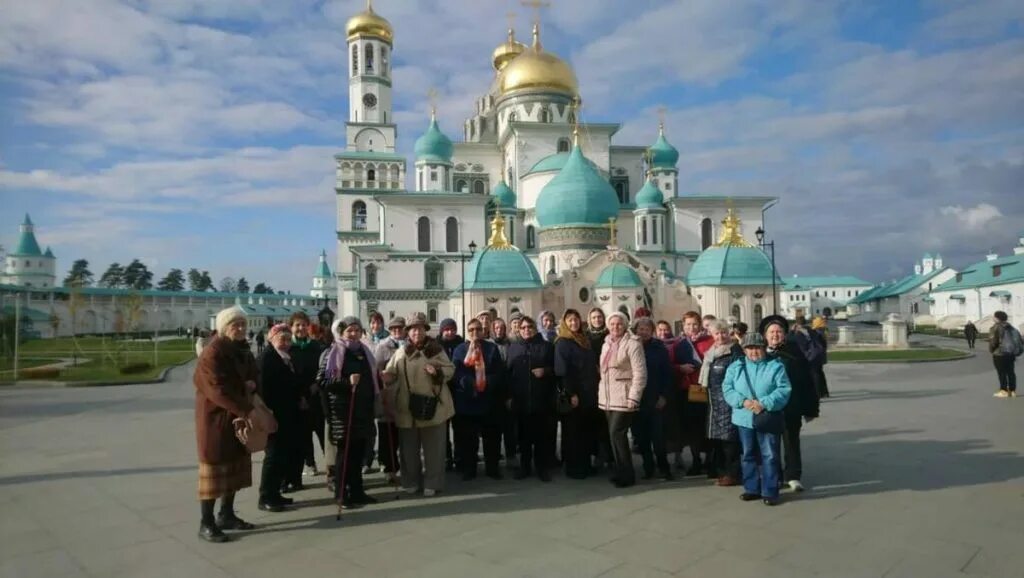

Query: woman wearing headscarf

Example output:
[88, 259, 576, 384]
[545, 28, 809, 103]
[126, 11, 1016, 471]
[368, 311, 389, 344]
[538, 310, 558, 342]
[255, 324, 302, 512]
[698, 319, 743, 486]
[632, 317, 673, 480]
[586, 307, 613, 469]
[506, 315, 558, 481]
[193, 306, 259, 543]
[554, 309, 601, 479]
[382, 313, 456, 496]
[317, 316, 379, 509]
[452, 318, 507, 481]
[599, 312, 647, 488]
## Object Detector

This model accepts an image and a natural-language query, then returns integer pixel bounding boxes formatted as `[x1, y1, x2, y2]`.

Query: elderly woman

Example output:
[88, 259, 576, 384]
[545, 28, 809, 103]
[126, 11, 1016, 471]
[317, 317, 379, 509]
[554, 309, 601, 479]
[698, 319, 744, 486]
[599, 312, 647, 488]
[674, 311, 711, 476]
[632, 317, 673, 481]
[722, 333, 791, 505]
[372, 316, 407, 485]
[452, 318, 507, 481]
[255, 324, 302, 512]
[193, 306, 259, 543]
[382, 313, 455, 496]
[507, 315, 557, 481]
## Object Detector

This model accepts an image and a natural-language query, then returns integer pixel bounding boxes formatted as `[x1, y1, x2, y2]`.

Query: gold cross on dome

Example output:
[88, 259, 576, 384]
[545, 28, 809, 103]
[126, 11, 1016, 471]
[607, 217, 618, 247]
[426, 87, 439, 118]
[506, 11, 517, 29]
[521, 0, 550, 25]
[657, 105, 667, 132]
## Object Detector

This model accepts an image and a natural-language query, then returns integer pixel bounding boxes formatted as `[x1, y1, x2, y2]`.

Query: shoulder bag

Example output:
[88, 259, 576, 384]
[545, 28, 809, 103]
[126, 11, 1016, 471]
[739, 362, 785, 435]
[404, 357, 441, 422]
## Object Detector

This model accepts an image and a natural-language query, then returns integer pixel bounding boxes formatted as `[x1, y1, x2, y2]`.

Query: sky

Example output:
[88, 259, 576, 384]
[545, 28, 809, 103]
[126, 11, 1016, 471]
[1, 0, 1022, 293]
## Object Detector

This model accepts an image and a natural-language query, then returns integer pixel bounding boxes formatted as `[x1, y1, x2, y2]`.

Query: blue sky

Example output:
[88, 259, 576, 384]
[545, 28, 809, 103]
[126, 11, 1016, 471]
[1, 0, 1022, 293]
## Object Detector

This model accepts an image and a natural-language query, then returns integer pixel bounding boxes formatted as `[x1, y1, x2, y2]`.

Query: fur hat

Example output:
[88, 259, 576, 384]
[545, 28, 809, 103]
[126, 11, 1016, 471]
[387, 316, 406, 329]
[759, 315, 789, 335]
[407, 312, 430, 331]
[439, 318, 457, 331]
[215, 305, 247, 335]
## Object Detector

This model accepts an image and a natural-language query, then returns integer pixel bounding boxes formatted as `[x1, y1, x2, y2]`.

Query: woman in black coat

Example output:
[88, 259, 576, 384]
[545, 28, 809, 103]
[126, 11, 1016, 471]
[257, 324, 303, 511]
[555, 309, 602, 479]
[451, 319, 507, 480]
[506, 316, 557, 481]
[317, 317, 379, 508]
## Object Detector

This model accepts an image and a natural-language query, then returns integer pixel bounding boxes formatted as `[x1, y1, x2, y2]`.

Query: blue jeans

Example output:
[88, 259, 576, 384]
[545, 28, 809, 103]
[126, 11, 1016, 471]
[738, 426, 781, 499]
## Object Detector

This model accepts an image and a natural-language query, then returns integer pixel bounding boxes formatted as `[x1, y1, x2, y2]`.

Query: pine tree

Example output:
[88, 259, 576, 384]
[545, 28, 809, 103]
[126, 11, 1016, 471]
[98, 263, 124, 288]
[63, 259, 93, 288]
[200, 271, 214, 292]
[235, 277, 250, 293]
[122, 259, 153, 290]
[157, 268, 186, 291]
[187, 268, 204, 291]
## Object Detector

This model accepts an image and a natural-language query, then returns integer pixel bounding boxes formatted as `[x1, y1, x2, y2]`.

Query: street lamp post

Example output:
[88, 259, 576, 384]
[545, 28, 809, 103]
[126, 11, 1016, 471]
[755, 226, 778, 316]
[461, 240, 478, 333]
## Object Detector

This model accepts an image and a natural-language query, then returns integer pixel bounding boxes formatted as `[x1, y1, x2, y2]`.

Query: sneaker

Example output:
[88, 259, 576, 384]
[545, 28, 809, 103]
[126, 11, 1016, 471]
[303, 465, 319, 477]
[994, 390, 1010, 398]
[1011, 391, 1018, 398]
[423, 489, 437, 497]
[787, 480, 805, 492]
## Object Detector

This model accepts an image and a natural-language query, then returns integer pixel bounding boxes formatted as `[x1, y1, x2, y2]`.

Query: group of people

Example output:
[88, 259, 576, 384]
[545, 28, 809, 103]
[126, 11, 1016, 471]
[193, 305, 827, 543]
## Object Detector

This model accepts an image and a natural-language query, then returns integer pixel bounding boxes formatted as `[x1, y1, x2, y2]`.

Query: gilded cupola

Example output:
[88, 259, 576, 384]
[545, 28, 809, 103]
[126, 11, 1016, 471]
[492, 28, 527, 72]
[346, 1, 394, 43]
[498, 24, 578, 97]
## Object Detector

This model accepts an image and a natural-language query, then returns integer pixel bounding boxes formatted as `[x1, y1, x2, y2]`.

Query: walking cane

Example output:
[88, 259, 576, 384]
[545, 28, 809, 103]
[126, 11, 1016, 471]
[337, 374, 359, 521]
[377, 379, 401, 501]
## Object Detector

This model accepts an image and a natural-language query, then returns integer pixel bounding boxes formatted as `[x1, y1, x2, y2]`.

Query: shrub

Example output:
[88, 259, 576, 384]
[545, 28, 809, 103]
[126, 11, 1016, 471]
[18, 367, 61, 379]
[118, 362, 153, 375]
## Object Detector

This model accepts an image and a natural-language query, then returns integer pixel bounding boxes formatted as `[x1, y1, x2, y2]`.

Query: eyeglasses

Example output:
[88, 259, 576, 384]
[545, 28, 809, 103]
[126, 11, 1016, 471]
[467, 327, 481, 333]
[520, 325, 536, 330]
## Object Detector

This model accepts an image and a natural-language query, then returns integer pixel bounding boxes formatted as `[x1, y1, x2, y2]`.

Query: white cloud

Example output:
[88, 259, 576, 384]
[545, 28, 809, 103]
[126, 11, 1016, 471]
[939, 203, 1003, 231]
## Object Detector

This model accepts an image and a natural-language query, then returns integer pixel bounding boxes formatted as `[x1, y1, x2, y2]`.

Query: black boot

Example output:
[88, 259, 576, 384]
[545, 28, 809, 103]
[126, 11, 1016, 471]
[198, 499, 228, 543]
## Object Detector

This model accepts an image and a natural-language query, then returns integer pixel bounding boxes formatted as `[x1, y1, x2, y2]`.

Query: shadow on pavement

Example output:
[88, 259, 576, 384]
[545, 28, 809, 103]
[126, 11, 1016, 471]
[0, 464, 196, 486]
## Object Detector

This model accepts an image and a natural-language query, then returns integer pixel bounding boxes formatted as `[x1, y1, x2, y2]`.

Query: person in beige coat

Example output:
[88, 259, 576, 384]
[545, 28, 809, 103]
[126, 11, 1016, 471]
[598, 312, 647, 487]
[382, 312, 455, 496]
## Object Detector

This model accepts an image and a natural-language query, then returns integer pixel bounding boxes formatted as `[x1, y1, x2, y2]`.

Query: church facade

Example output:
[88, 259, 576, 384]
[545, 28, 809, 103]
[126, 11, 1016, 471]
[332, 4, 778, 328]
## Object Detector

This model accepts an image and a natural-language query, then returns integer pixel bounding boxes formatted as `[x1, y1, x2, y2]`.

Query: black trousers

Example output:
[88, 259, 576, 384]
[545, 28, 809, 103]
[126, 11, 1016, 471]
[681, 396, 709, 462]
[259, 427, 298, 502]
[299, 405, 326, 471]
[377, 420, 400, 474]
[634, 409, 669, 475]
[517, 413, 556, 473]
[453, 414, 502, 475]
[502, 410, 518, 460]
[966, 336, 976, 349]
[782, 413, 803, 482]
[811, 366, 830, 399]
[707, 438, 741, 480]
[334, 437, 367, 500]
[994, 355, 1017, 392]
[606, 411, 635, 484]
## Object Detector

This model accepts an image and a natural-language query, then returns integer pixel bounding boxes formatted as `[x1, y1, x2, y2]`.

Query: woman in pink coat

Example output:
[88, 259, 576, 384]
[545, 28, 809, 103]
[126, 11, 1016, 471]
[598, 312, 647, 488]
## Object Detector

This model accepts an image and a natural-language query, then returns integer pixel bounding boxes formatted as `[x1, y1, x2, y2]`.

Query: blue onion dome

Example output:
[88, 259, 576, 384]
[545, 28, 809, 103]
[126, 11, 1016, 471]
[635, 178, 663, 209]
[647, 124, 679, 169]
[489, 180, 516, 208]
[686, 209, 781, 286]
[535, 144, 619, 228]
[595, 263, 643, 289]
[414, 114, 453, 163]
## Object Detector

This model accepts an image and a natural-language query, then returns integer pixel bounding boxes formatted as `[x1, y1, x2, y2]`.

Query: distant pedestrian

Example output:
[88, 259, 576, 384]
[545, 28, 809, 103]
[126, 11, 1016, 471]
[255, 330, 265, 355]
[990, 311, 1022, 398]
[964, 321, 978, 350]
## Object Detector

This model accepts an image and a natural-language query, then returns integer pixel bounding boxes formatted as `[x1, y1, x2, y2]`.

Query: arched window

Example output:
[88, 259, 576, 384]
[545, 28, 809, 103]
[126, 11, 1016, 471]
[526, 226, 536, 249]
[428, 308, 438, 323]
[351, 44, 358, 76]
[548, 256, 556, 274]
[417, 216, 431, 252]
[508, 111, 517, 123]
[473, 180, 485, 195]
[701, 218, 713, 250]
[614, 181, 627, 204]
[367, 168, 376, 181]
[540, 108, 551, 123]
[364, 43, 374, 73]
[445, 217, 459, 252]
[455, 179, 467, 193]
[506, 168, 514, 186]
[365, 264, 377, 289]
[557, 138, 570, 153]
[381, 46, 389, 75]
[352, 200, 367, 230]
[424, 260, 444, 289]
[618, 305, 630, 319]
[641, 219, 648, 245]
[731, 303, 742, 322]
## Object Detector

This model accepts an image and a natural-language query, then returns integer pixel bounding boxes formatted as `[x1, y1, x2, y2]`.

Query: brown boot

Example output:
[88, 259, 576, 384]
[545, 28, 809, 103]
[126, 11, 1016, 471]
[716, 476, 738, 487]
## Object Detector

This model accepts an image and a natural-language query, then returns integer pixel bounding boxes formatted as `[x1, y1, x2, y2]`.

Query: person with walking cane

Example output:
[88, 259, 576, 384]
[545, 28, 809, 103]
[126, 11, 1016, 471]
[318, 317, 379, 510]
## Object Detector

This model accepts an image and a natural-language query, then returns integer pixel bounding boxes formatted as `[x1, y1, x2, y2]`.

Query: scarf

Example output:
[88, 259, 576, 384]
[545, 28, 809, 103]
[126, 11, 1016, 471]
[291, 336, 315, 351]
[371, 328, 389, 343]
[601, 334, 624, 372]
[698, 342, 734, 387]
[274, 345, 293, 369]
[463, 340, 487, 393]
[556, 320, 590, 350]
[324, 338, 380, 394]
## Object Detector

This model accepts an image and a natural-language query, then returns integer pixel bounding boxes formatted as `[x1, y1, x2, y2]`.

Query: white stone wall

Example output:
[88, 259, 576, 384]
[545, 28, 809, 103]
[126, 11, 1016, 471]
[931, 281, 1024, 326]
[691, 285, 777, 326]
[669, 202, 765, 253]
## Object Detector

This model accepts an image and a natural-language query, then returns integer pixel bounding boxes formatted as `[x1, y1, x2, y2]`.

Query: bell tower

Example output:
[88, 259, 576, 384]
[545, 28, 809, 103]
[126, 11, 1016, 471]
[346, 0, 396, 152]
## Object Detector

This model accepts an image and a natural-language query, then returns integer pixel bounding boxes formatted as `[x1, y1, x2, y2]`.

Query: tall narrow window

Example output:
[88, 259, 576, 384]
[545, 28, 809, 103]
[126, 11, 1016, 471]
[557, 138, 570, 153]
[540, 108, 551, 123]
[428, 308, 438, 323]
[417, 216, 431, 252]
[364, 43, 374, 73]
[351, 45, 358, 75]
[652, 217, 658, 244]
[473, 180, 485, 195]
[381, 46, 389, 75]
[701, 218, 713, 250]
[526, 226, 536, 249]
[352, 201, 367, 230]
[641, 219, 648, 245]
[548, 256, 556, 274]
[445, 217, 459, 252]
[367, 168, 376, 181]
[731, 304, 742, 322]
[425, 260, 444, 289]
[365, 265, 377, 289]
[506, 168, 514, 186]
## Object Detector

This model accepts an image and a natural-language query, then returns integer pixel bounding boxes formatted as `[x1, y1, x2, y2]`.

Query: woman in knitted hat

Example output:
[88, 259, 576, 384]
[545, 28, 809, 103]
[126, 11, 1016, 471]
[316, 316, 380, 508]
[193, 306, 258, 542]
[256, 324, 302, 512]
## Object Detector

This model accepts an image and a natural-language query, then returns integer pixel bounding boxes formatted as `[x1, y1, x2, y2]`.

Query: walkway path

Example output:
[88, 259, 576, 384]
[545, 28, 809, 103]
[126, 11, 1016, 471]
[0, 350, 1020, 578]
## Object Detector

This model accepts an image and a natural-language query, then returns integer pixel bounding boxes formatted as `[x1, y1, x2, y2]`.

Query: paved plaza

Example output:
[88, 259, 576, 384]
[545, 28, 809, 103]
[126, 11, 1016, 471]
[0, 337, 1021, 578]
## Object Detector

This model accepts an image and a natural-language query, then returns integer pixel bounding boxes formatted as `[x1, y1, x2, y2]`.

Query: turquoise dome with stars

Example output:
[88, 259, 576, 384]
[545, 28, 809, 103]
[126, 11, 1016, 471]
[490, 181, 516, 208]
[595, 263, 643, 289]
[535, 145, 619, 228]
[414, 115, 453, 163]
[635, 179, 663, 209]
[647, 126, 679, 169]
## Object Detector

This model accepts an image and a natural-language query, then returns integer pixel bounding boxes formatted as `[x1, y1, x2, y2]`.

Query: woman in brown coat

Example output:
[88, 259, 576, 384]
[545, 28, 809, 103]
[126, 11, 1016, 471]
[194, 306, 258, 543]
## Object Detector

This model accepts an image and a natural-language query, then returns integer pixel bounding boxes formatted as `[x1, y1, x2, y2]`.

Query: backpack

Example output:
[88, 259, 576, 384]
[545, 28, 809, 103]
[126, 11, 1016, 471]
[999, 324, 1024, 357]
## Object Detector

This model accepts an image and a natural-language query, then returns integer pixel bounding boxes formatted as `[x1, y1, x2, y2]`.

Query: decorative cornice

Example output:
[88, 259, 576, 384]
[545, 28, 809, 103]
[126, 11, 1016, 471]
[358, 290, 453, 301]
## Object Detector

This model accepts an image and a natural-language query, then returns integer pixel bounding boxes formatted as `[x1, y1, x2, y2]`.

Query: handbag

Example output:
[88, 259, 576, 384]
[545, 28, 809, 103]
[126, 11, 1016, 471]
[739, 362, 785, 435]
[556, 387, 574, 415]
[687, 384, 709, 403]
[404, 358, 441, 422]
[234, 393, 278, 453]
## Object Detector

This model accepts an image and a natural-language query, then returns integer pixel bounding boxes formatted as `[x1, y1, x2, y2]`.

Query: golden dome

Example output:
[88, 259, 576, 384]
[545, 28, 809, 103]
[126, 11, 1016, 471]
[499, 24, 578, 97]
[492, 28, 527, 72]
[346, 2, 393, 43]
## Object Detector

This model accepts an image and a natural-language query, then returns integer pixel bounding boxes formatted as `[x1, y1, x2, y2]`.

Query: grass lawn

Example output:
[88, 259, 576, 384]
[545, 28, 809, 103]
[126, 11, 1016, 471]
[1, 349, 195, 383]
[0, 357, 59, 372]
[830, 348, 968, 362]
[18, 336, 194, 355]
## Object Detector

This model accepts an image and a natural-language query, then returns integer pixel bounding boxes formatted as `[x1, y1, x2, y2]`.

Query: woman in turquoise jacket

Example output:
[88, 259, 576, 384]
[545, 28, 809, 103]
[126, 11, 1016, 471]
[722, 333, 791, 505]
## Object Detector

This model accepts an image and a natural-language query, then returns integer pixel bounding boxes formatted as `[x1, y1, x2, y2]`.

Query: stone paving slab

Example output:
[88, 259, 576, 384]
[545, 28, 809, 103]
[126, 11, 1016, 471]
[0, 339, 1022, 578]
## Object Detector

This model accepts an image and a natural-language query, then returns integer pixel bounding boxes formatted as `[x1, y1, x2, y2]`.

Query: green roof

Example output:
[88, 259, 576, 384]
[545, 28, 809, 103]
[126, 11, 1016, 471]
[526, 151, 599, 176]
[12, 214, 43, 257]
[850, 268, 948, 304]
[0, 283, 303, 302]
[634, 179, 663, 209]
[932, 254, 1024, 292]
[315, 249, 332, 278]
[648, 131, 679, 168]
[413, 117, 453, 163]
[686, 245, 781, 286]
[463, 246, 543, 290]
[535, 146, 619, 228]
[595, 263, 643, 289]
[782, 276, 872, 289]
[44, 247, 55, 258]
[490, 181, 517, 208]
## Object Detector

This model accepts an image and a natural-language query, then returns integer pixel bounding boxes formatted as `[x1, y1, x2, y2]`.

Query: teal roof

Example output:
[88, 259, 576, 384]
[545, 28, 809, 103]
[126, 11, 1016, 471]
[12, 214, 43, 256]
[535, 146, 619, 228]
[315, 249, 332, 278]
[595, 263, 643, 289]
[413, 117, 453, 163]
[782, 276, 872, 289]
[932, 254, 1024, 292]
[648, 130, 679, 168]
[0, 283, 305, 302]
[526, 152, 599, 176]
[686, 245, 782, 286]
[463, 246, 543, 290]
[44, 247, 55, 258]
[490, 181, 516, 209]
[634, 179, 663, 209]
[850, 268, 948, 304]
[923, 253, 932, 259]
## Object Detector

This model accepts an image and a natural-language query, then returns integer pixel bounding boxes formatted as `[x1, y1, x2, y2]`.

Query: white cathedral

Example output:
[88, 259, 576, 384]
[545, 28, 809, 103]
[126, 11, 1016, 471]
[328, 3, 781, 330]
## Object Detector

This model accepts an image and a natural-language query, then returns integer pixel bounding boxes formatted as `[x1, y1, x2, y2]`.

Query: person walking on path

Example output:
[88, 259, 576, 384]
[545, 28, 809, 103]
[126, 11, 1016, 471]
[451, 318, 507, 481]
[255, 330, 265, 355]
[507, 316, 558, 481]
[990, 311, 1022, 398]
[964, 321, 979, 350]
[256, 324, 302, 513]
[598, 312, 647, 488]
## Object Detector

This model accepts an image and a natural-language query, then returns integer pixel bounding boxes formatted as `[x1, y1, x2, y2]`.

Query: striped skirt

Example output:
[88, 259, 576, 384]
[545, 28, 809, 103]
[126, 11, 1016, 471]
[197, 455, 252, 500]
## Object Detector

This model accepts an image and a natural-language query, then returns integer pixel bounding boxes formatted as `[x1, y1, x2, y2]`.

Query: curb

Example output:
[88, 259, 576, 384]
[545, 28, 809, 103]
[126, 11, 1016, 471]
[3, 358, 196, 388]
[830, 350, 974, 364]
